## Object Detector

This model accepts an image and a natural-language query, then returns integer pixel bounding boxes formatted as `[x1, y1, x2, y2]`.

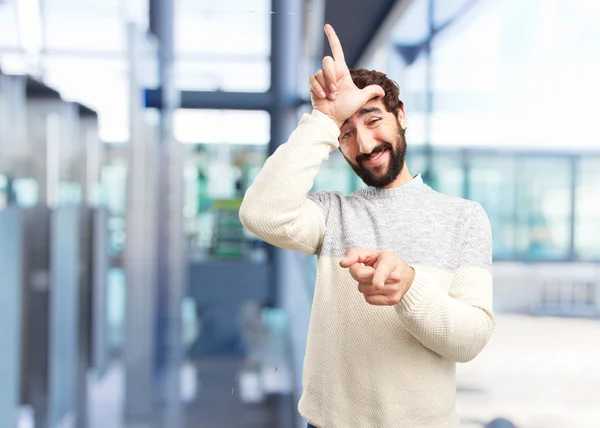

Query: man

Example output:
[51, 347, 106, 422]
[239, 24, 494, 428]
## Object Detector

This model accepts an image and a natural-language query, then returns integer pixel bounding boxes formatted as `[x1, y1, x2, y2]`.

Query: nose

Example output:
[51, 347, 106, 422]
[356, 129, 377, 154]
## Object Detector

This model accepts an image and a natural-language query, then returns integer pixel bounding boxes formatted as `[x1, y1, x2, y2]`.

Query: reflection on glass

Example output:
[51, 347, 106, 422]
[468, 155, 516, 259]
[515, 157, 571, 260]
[575, 157, 600, 260]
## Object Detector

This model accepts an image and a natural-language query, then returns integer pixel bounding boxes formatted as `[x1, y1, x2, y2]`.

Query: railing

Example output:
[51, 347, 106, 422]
[493, 262, 600, 318]
[537, 278, 599, 318]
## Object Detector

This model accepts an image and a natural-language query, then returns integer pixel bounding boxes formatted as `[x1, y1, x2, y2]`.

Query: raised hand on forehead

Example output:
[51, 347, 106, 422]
[309, 24, 385, 128]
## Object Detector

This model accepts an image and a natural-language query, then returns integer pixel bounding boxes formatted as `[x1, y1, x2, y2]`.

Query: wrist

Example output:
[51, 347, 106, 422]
[328, 115, 344, 129]
[313, 108, 344, 129]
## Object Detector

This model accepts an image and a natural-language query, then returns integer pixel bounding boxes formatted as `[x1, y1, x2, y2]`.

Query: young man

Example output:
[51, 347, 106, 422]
[239, 24, 494, 428]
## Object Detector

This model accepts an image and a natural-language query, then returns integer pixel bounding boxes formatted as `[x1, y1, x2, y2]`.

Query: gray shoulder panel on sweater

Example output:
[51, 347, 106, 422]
[310, 186, 492, 272]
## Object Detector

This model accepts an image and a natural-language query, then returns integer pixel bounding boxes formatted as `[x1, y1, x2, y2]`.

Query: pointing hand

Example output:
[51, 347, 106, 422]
[340, 249, 415, 306]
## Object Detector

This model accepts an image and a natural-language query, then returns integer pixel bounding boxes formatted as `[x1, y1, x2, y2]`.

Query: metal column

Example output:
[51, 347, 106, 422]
[150, 0, 185, 425]
[421, 0, 436, 187]
[124, 23, 158, 423]
[268, 0, 304, 307]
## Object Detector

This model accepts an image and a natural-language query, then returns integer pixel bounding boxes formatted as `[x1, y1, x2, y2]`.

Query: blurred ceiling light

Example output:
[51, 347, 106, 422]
[16, 0, 43, 73]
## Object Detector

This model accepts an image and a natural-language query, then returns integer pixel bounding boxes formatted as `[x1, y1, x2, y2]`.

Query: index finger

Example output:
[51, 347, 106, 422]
[324, 24, 346, 64]
[372, 252, 399, 290]
[340, 248, 379, 268]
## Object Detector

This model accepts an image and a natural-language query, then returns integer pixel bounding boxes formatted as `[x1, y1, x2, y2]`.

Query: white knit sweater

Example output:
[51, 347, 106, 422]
[239, 110, 495, 428]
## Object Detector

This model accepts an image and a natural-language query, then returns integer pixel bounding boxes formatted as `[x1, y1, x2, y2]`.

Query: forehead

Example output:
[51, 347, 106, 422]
[347, 98, 391, 122]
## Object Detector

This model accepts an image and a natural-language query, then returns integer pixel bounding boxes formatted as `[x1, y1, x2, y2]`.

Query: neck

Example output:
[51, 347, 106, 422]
[383, 162, 413, 188]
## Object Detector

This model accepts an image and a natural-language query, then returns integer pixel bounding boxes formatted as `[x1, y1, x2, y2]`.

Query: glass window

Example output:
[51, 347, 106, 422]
[433, 0, 482, 28]
[406, 149, 464, 197]
[189, 145, 268, 260]
[405, 151, 427, 177]
[175, 57, 270, 92]
[0, 2, 21, 47]
[431, 3, 501, 95]
[575, 157, 600, 261]
[389, 0, 600, 151]
[429, 111, 500, 147]
[397, 51, 428, 96]
[175, 0, 270, 57]
[42, 56, 129, 142]
[468, 154, 517, 259]
[390, 0, 429, 45]
[293, 106, 359, 194]
[313, 151, 355, 194]
[428, 152, 464, 198]
[178, 108, 271, 260]
[174, 109, 270, 145]
[44, 7, 124, 52]
[515, 157, 572, 260]
[175, 0, 271, 92]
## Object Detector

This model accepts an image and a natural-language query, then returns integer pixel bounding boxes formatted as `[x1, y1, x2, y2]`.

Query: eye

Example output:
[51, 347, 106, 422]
[368, 118, 381, 126]
[341, 130, 354, 140]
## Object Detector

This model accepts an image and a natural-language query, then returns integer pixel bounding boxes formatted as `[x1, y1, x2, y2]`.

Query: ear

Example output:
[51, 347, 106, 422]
[396, 107, 407, 130]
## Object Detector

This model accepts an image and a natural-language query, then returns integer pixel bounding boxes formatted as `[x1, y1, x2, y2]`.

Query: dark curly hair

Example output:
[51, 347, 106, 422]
[350, 69, 403, 115]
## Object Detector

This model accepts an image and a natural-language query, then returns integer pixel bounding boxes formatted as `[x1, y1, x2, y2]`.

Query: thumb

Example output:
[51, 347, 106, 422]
[358, 85, 385, 105]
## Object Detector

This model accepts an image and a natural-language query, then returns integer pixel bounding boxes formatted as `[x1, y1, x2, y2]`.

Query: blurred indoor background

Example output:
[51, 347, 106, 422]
[0, 0, 598, 427]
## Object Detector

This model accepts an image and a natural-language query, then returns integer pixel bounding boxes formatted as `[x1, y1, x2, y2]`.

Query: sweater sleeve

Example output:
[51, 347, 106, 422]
[239, 110, 340, 255]
[394, 203, 495, 363]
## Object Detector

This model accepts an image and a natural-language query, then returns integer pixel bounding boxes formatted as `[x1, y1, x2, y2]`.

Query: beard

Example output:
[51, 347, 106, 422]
[343, 121, 407, 188]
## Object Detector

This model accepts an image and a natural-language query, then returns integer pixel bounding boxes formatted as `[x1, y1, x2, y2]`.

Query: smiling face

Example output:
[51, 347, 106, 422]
[338, 97, 407, 188]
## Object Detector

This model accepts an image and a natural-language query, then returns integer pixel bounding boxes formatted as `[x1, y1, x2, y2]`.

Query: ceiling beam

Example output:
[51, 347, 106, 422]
[355, 0, 414, 69]
[323, 0, 413, 69]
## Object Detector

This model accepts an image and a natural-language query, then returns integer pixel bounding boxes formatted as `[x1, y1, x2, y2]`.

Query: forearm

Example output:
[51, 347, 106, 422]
[239, 110, 340, 253]
[395, 267, 495, 363]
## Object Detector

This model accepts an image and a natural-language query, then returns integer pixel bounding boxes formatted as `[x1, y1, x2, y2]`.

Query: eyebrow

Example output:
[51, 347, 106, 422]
[341, 107, 383, 128]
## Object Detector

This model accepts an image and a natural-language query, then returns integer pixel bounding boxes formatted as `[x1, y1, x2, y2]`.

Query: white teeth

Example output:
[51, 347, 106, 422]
[369, 149, 385, 161]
